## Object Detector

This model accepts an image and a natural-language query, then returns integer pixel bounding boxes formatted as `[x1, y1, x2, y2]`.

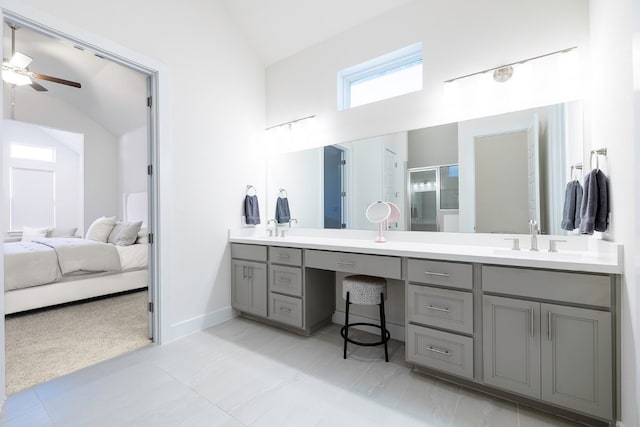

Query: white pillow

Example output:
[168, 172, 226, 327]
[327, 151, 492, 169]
[135, 227, 149, 244]
[47, 227, 78, 237]
[85, 216, 116, 242]
[108, 221, 143, 246]
[21, 226, 50, 242]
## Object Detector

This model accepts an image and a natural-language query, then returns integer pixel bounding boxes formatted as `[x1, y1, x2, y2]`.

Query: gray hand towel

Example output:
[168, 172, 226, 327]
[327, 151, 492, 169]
[561, 180, 584, 231]
[275, 197, 291, 224]
[561, 181, 578, 231]
[579, 170, 608, 234]
[244, 195, 261, 225]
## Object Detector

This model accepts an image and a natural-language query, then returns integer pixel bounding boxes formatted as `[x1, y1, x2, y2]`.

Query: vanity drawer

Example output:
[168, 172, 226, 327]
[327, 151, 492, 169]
[482, 266, 611, 308]
[269, 293, 303, 328]
[269, 247, 302, 266]
[231, 243, 267, 262]
[270, 265, 302, 297]
[305, 250, 401, 279]
[408, 285, 473, 334]
[407, 259, 472, 290]
[407, 324, 473, 379]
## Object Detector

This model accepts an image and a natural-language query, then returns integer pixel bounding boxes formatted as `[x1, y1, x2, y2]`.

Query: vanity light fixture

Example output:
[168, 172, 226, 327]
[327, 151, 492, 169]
[265, 114, 316, 131]
[444, 46, 577, 84]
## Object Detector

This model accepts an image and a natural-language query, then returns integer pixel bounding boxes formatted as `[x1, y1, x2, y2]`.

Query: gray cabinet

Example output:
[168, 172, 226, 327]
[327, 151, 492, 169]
[482, 295, 612, 420]
[540, 303, 612, 420]
[483, 295, 541, 399]
[231, 259, 267, 317]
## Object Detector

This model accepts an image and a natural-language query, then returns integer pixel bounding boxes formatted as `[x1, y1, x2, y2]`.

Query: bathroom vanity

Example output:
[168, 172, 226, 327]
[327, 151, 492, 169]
[229, 229, 622, 425]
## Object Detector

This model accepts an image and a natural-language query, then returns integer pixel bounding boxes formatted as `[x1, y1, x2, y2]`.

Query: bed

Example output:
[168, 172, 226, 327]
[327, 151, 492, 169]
[4, 192, 149, 314]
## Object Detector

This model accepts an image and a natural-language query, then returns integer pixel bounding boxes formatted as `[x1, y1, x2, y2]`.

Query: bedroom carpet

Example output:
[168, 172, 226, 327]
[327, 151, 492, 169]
[5, 290, 151, 395]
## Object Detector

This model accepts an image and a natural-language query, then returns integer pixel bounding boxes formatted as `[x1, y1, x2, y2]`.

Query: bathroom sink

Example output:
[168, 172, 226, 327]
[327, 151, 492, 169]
[492, 248, 583, 261]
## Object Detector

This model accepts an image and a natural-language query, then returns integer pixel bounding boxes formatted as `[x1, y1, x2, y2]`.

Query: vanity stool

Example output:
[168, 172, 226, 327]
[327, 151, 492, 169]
[341, 274, 390, 362]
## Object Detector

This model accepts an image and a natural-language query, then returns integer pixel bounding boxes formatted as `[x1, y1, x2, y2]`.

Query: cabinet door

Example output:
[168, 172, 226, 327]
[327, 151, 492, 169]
[541, 304, 612, 420]
[231, 260, 267, 317]
[483, 295, 540, 399]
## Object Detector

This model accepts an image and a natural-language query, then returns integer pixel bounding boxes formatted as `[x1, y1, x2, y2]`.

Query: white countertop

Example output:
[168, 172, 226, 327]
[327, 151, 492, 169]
[229, 228, 623, 275]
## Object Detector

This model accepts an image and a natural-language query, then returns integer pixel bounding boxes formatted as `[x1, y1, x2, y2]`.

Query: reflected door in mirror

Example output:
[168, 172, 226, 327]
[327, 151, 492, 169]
[324, 146, 345, 229]
[409, 168, 437, 231]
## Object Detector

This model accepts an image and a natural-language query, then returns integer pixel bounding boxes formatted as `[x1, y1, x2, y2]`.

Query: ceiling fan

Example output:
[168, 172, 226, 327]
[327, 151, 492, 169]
[2, 23, 81, 91]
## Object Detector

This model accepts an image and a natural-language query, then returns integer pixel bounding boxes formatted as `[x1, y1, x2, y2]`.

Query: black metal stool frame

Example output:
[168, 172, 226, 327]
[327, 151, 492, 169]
[340, 291, 390, 362]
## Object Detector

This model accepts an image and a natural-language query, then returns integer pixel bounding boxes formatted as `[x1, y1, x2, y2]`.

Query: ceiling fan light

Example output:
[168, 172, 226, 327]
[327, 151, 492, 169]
[2, 70, 32, 86]
[9, 52, 33, 69]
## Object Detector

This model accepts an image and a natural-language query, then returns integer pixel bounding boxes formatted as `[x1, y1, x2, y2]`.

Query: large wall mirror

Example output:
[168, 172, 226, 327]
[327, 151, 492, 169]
[266, 101, 583, 235]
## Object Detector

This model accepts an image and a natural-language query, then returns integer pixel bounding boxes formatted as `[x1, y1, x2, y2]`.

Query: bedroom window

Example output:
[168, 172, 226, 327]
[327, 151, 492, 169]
[338, 42, 423, 110]
[10, 167, 55, 230]
[10, 143, 56, 162]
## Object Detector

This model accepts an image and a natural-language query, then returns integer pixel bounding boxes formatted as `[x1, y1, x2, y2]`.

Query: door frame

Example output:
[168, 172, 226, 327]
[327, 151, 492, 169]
[0, 0, 171, 404]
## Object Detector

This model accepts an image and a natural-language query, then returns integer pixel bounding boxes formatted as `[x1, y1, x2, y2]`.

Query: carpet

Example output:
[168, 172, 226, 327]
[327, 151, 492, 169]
[5, 290, 151, 395]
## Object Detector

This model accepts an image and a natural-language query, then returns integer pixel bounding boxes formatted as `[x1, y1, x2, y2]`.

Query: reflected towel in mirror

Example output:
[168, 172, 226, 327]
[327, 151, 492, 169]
[560, 180, 583, 231]
[276, 197, 291, 224]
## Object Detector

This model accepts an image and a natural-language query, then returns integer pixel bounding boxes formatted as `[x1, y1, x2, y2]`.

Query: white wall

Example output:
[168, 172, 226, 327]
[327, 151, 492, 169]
[4, 90, 119, 233]
[266, 0, 589, 150]
[118, 126, 147, 220]
[589, 1, 638, 426]
[2, 120, 82, 232]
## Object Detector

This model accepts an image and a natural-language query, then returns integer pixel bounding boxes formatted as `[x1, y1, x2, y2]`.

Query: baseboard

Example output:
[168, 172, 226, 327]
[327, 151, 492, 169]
[332, 311, 405, 342]
[167, 306, 236, 342]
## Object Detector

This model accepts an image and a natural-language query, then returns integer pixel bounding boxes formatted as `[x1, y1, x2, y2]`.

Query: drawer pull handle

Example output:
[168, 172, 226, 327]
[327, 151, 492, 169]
[278, 254, 290, 259]
[278, 278, 291, 283]
[279, 306, 292, 313]
[337, 261, 355, 266]
[423, 271, 450, 278]
[427, 305, 450, 313]
[426, 346, 451, 356]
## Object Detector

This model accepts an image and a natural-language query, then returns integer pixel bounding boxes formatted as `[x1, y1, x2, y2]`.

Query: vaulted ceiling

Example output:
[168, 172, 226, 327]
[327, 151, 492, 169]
[2, 1, 413, 136]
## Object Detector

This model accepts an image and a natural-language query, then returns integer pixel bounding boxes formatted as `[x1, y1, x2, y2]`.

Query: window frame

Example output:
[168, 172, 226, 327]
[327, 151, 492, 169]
[338, 42, 423, 110]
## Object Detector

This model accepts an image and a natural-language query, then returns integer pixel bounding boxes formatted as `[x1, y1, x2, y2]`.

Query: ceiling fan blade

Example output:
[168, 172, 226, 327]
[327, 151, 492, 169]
[10, 52, 33, 69]
[32, 73, 81, 88]
[30, 81, 48, 92]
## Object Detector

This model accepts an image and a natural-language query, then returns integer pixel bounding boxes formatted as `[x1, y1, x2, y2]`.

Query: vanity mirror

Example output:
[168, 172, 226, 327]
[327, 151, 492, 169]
[266, 101, 583, 235]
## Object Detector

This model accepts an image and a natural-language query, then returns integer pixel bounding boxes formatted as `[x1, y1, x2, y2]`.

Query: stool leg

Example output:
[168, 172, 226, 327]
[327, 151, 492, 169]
[379, 292, 389, 362]
[343, 291, 350, 359]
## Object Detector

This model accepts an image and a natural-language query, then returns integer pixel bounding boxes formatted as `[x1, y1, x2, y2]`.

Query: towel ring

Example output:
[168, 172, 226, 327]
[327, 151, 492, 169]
[589, 148, 607, 170]
[278, 188, 288, 198]
[245, 185, 257, 196]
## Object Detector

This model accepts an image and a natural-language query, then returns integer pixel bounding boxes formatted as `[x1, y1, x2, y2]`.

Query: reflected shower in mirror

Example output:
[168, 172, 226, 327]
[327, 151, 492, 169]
[266, 101, 583, 235]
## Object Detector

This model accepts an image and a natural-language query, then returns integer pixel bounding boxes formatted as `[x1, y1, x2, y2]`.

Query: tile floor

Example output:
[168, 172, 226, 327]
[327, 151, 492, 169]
[1, 317, 584, 426]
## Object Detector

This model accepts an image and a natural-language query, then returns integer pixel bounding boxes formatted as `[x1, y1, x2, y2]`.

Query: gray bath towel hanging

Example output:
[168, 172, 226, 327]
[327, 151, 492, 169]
[244, 195, 261, 225]
[579, 169, 608, 234]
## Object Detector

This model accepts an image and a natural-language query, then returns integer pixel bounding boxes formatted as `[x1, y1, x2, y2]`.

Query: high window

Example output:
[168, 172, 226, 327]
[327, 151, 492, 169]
[338, 42, 423, 110]
[9, 142, 56, 230]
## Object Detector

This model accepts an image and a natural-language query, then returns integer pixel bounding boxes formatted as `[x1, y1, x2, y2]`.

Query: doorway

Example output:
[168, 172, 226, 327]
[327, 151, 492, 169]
[0, 12, 160, 395]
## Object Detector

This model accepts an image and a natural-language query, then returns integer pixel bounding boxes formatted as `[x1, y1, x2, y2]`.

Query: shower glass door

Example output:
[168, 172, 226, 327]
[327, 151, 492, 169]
[409, 168, 437, 231]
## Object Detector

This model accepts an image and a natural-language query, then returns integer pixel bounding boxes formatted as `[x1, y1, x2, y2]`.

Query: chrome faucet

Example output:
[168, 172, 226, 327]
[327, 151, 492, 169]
[281, 218, 298, 237]
[266, 219, 277, 237]
[529, 220, 539, 251]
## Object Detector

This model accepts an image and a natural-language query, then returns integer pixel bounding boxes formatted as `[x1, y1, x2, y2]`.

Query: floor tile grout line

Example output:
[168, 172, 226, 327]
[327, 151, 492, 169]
[448, 385, 463, 427]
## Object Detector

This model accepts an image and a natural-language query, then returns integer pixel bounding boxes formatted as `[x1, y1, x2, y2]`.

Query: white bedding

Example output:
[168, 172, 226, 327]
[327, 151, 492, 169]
[4, 241, 62, 290]
[115, 243, 148, 270]
[4, 238, 148, 291]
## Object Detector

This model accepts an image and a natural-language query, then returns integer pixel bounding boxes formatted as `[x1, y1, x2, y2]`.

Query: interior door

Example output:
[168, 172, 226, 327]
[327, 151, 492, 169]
[474, 131, 529, 233]
[323, 145, 344, 229]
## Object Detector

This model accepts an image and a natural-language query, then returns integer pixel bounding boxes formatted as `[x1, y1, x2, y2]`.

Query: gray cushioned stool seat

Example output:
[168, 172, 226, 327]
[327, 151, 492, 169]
[342, 275, 386, 305]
